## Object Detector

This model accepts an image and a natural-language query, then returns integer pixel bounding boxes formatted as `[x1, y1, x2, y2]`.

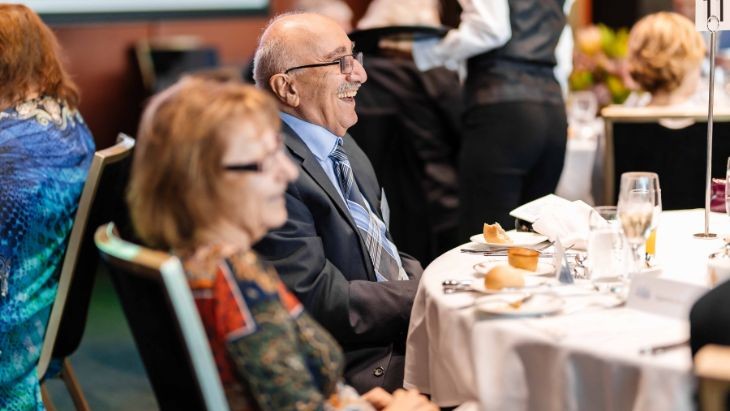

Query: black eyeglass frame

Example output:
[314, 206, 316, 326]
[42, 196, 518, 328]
[283, 52, 363, 75]
[222, 133, 286, 173]
[223, 163, 263, 172]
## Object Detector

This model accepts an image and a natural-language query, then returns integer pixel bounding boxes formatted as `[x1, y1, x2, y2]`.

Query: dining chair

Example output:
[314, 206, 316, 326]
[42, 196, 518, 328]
[695, 344, 730, 411]
[134, 36, 220, 94]
[38, 133, 135, 410]
[94, 222, 229, 411]
[601, 105, 730, 210]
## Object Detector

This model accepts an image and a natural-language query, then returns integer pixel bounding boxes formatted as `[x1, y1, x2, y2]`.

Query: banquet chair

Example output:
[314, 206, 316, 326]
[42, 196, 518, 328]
[38, 133, 135, 410]
[601, 105, 730, 209]
[135, 36, 219, 94]
[695, 344, 730, 411]
[95, 222, 229, 411]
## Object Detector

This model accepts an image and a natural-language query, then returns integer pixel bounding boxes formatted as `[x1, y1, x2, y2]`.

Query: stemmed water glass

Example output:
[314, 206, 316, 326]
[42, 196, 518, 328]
[618, 189, 655, 274]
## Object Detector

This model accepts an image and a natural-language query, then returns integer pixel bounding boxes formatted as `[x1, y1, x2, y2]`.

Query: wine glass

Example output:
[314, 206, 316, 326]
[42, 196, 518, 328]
[619, 172, 661, 264]
[618, 189, 655, 274]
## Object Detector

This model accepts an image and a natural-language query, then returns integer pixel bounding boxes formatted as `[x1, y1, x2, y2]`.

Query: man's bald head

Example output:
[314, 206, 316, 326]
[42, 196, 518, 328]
[252, 12, 366, 136]
[253, 12, 345, 91]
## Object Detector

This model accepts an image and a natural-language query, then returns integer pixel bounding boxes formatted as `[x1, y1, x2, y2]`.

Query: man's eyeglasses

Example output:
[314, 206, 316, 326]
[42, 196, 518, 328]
[284, 52, 363, 75]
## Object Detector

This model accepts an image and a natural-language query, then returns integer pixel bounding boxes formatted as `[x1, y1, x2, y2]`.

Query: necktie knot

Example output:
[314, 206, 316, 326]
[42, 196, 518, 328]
[329, 141, 349, 164]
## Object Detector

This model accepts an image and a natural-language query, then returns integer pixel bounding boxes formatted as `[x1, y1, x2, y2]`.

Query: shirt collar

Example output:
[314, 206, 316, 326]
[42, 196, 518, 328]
[280, 112, 341, 162]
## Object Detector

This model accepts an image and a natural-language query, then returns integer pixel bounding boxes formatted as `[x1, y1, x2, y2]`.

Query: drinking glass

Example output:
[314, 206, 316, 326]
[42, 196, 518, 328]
[587, 206, 628, 283]
[619, 172, 661, 263]
[567, 91, 599, 140]
[618, 189, 655, 273]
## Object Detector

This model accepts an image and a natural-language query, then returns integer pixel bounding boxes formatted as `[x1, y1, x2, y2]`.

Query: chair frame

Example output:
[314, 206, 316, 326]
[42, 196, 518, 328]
[37, 133, 135, 410]
[95, 222, 229, 411]
[601, 105, 730, 205]
[696, 344, 730, 411]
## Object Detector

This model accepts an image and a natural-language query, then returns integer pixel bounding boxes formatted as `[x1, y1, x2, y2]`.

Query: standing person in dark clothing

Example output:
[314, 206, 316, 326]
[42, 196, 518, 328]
[413, 0, 569, 237]
[350, 0, 462, 264]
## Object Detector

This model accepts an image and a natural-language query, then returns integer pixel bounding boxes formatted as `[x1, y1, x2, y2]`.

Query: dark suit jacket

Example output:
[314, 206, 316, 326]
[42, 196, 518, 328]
[254, 122, 423, 393]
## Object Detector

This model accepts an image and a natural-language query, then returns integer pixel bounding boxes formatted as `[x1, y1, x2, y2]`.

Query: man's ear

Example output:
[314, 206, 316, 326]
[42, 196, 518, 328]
[269, 74, 300, 107]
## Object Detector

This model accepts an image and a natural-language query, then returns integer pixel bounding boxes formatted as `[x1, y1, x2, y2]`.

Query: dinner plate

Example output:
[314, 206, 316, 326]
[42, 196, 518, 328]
[473, 260, 556, 277]
[469, 230, 548, 248]
[469, 275, 550, 294]
[476, 294, 565, 317]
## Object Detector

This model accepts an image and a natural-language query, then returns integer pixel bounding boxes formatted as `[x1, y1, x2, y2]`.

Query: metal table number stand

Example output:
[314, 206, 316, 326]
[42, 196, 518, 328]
[694, 0, 728, 238]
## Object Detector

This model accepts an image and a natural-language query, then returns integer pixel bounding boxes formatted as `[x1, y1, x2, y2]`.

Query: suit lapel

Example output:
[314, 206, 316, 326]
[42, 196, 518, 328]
[282, 122, 369, 245]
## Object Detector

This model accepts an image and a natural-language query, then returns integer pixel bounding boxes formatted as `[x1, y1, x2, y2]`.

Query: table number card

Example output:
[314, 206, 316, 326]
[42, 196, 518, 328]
[696, 0, 730, 31]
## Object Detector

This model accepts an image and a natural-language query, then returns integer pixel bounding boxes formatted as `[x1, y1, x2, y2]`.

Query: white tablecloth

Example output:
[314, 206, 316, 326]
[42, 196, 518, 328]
[556, 137, 598, 205]
[404, 209, 730, 410]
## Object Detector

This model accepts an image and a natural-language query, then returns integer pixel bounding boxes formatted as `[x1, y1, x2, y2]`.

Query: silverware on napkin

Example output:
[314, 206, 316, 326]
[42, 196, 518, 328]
[638, 340, 689, 355]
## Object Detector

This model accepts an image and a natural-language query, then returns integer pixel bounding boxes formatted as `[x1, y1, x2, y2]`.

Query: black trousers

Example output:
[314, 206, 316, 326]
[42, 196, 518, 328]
[457, 101, 567, 238]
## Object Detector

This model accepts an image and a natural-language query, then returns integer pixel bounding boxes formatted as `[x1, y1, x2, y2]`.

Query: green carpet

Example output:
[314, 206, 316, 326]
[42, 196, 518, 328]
[45, 267, 158, 410]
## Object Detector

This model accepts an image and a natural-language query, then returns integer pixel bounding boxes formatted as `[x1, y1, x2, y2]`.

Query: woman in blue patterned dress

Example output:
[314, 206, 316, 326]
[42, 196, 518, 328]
[0, 5, 96, 409]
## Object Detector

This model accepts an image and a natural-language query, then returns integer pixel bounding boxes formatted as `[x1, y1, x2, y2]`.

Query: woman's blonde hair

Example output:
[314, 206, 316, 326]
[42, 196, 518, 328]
[628, 11, 705, 94]
[127, 77, 280, 250]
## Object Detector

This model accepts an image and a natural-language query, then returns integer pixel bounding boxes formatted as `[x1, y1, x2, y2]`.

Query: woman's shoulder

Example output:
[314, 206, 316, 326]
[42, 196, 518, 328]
[2, 96, 84, 129]
[0, 96, 95, 157]
[182, 246, 278, 293]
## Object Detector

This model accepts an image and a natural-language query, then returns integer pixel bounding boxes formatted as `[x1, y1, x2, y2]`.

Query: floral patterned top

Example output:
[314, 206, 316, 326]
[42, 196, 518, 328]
[0, 96, 95, 410]
[183, 246, 375, 411]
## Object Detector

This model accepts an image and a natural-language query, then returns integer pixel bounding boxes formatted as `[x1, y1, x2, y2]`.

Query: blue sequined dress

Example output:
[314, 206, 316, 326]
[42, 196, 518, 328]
[0, 97, 95, 410]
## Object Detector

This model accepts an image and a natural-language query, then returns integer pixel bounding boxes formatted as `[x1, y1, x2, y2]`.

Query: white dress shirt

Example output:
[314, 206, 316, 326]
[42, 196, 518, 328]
[412, 0, 573, 80]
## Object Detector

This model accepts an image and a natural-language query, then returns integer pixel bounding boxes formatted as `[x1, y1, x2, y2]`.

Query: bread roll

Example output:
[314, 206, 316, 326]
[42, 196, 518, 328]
[484, 264, 525, 290]
[483, 222, 512, 244]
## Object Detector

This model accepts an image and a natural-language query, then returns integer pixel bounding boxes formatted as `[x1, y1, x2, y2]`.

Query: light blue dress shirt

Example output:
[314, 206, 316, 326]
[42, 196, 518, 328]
[280, 112, 348, 201]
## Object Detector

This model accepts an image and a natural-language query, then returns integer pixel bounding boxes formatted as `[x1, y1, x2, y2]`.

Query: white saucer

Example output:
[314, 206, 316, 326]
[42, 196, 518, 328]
[473, 260, 555, 277]
[469, 230, 548, 248]
[476, 294, 565, 317]
[469, 276, 551, 294]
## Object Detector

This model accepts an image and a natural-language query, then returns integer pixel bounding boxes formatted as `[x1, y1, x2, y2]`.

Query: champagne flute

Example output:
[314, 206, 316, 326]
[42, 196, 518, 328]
[619, 172, 661, 264]
[618, 189, 654, 274]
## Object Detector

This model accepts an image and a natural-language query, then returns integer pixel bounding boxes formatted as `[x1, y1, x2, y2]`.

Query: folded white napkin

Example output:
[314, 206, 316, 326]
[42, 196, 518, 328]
[532, 200, 594, 250]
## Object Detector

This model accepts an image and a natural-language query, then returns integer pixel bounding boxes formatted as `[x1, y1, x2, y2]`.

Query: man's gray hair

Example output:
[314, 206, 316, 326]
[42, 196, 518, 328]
[253, 12, 302, 91]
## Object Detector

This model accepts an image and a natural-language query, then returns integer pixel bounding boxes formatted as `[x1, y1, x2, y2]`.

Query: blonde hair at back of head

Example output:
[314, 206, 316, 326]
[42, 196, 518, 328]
[356, 0, 440, 29]
[628, 11, 705, 95]
[127, 76, 280, 251]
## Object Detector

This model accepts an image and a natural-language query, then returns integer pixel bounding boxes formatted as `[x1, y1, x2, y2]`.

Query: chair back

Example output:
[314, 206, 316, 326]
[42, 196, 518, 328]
[601, 106, 730, 209]
[695, 344, 730, 411]
[135, 36, 219, 93]
[95, 223, 229, 411]
[38, 133, 135, 378]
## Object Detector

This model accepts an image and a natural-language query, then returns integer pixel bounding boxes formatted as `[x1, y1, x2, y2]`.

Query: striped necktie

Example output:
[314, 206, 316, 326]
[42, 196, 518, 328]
[329, 141, 408, 282]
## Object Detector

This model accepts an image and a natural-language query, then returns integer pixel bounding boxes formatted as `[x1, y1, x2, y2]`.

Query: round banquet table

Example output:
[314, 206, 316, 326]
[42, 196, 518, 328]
[404, 209, 730, 410]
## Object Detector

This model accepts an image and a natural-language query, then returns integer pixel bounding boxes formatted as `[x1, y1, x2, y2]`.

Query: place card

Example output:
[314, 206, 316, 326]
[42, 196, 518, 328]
[627, 275, 708, 319]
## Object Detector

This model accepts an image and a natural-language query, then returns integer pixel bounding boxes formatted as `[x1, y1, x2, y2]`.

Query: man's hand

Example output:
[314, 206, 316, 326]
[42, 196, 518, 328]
[363, 388, 438, 411]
